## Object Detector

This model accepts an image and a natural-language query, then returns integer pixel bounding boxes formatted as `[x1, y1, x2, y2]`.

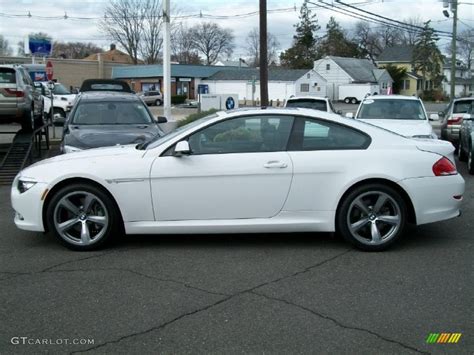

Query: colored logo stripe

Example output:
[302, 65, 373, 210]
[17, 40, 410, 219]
[426, 333, 462, 344]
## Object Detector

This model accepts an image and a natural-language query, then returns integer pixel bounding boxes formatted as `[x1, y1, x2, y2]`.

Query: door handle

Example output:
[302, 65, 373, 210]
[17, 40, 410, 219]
[263, 161, 288, 169]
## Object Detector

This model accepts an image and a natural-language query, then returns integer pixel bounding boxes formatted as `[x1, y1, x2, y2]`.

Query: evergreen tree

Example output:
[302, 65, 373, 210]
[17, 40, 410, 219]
[280, 0, 320, 68]
[413, 21, 443, 91]
[318, 17, 361, 58]
[384, 64, 407, 94]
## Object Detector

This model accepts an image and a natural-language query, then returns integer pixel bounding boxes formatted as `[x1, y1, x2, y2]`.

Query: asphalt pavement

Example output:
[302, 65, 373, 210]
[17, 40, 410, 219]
[0, 157, 472, 353]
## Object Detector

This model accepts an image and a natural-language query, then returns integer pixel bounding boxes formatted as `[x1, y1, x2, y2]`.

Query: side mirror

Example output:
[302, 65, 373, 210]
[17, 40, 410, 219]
[174, 140, 191, 156]
[345, 112, 354, 118]
[155, 116, 168, 124]
[429, 113, 439, 121]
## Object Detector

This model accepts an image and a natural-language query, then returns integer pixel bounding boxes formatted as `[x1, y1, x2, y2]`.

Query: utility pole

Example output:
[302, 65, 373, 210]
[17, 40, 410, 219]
[450, 0, 458, 100]
[163, 0, 172, 120]
[259, 0, 269, 107]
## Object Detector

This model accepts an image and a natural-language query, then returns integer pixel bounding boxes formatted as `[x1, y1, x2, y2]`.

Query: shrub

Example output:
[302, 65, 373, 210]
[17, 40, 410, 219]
[177, 109, 219, 127]
[171, 95, 187, 104]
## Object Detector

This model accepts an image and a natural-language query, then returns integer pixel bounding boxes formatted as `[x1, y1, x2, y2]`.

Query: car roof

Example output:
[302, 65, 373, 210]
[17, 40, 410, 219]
[79, 91, 139, 101]
[453, 97, 473, 102]
[287, 96, 329, 101]
[80, 79, 133, 93]
[363, 95, 421, 101]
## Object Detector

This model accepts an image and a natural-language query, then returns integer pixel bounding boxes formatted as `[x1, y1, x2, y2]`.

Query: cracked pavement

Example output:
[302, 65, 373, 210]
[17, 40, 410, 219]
[0, 161, 472, 354]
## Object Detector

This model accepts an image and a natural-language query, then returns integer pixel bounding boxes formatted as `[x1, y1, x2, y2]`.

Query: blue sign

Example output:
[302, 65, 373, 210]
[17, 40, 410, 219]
[198, 84, 209, 94]
[225, 96, 235, 110]
[28, 37, 52, 56]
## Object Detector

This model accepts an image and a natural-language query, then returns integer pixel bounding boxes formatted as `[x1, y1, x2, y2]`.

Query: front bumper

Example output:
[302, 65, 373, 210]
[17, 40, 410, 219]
[399, 174, 465, 225]
[11, 178, 48, 232]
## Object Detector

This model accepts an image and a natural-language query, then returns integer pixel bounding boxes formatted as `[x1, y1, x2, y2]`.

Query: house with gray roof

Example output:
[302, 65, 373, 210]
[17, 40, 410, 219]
[202, 68, 328, 103]
[313, 56, 393, 100]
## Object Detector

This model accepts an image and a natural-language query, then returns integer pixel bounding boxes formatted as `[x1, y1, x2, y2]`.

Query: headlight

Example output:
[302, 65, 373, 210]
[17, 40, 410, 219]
[18, 178, 37, 193]
[63, 145, 83, 154]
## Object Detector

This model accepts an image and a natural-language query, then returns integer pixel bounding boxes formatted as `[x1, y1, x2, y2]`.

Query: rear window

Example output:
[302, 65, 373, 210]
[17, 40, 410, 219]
[72, 101, 153, 125]
[357, 99, 426, 120]
[286, 99, 327, 112]
[453, 100, 474, 114]
[0, 68, 16, 84]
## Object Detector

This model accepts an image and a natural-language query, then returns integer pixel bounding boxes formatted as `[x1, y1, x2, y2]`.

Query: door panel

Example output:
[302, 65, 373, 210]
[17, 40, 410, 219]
[150, 152, 293, 220]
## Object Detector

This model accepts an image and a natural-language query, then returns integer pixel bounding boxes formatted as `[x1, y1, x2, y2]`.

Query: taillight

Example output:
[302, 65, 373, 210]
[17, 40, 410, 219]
[447, 115, 463, 125]
[432, 157, 457, 176]
[4, 88, 24, 97]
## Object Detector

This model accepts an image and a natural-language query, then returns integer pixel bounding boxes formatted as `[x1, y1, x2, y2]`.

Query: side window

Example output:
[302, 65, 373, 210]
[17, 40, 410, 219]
[300, 83, 309, 92]
[187, 115, 294, 155]
[20, 69, 32, 86]
[288, 117, 371, 151]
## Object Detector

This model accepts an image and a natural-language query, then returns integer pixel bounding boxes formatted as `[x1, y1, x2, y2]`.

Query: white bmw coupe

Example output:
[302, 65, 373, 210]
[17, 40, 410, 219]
[11, 108, 464, 251]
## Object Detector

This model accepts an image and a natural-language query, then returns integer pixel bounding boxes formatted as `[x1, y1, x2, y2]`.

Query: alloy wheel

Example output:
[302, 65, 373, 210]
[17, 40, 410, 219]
[53, 191, 109, 246]
[346, 191, 402, 246]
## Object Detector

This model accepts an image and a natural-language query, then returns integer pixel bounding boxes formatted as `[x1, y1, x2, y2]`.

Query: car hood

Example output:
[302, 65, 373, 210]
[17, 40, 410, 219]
[64, 124, 160, 149]
[358, 119, 433, 137]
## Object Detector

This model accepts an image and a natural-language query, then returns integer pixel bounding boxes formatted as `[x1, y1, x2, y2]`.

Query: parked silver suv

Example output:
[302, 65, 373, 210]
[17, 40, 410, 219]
[139, 90, 163, 106]
[0, 65, 44, 131]
[440, 97, 474, 149]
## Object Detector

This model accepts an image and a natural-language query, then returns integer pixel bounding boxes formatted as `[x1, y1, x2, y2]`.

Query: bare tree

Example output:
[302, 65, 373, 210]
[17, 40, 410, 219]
[400, 16, 424, 46]
[100, 0, 147, 64]
[140, 0, 163, 64]
[246, 27, 280, 67]
[171, 24, 201, 64]
[189, 22, 234, 65]
[52, 41, 103, 59]
[446, 29, 474, 71]
[353, 22, 381, 62]
[0, 35, 13, 56]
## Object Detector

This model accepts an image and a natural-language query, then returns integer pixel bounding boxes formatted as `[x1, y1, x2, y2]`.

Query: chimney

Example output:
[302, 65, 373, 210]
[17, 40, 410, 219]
[110, 43, 116, 51]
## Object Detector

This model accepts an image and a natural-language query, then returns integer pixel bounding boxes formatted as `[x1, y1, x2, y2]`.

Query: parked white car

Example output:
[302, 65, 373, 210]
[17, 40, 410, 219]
[347, 95, 439, 139]
[285, 96, 341, 114]
[40, 82, 76, 125]
[12, 108, 463, 251]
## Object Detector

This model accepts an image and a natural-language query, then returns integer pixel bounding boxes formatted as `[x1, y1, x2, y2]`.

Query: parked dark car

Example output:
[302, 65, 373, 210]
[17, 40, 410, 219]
[440, 97, 474, 149]
[456, 100, 474, 174]
[0, 64, 44, 131]
[60, 91, 166, 153]
[79, 79, 133, 93]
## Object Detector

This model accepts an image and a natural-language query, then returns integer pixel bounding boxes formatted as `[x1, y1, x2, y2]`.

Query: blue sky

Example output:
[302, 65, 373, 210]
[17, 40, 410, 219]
[0, 0, 472, 58]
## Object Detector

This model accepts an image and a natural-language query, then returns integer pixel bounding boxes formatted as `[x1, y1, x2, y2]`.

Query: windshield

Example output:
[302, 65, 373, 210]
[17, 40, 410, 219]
[357, 99, 427, 120]
[53, 83, 71, 95]
[72, 101, 153, 125]
[453, 100, 474, 114]
[286, 99, 327, 112]
[143, 113, 219, 149]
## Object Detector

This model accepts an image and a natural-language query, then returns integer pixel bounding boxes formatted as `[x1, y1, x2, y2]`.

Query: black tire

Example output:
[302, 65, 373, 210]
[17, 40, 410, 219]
[34, 108, 45, 128]
[458, 137, 467, 162]
[155, 99, 162, 106]
[468, 144, 474, 175]
[344, 98, 350, 104]
[21, 109, 35, 132]
[350, 98, 358, 104]
[46, 183, 122, 251]
[336, 183, 407, 251]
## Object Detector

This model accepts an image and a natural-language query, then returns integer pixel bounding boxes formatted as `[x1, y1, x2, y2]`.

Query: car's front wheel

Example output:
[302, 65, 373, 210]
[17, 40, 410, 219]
[155, 99, 162, 106]
[337, 184, 407, 251]
[46, 183, 121, 251]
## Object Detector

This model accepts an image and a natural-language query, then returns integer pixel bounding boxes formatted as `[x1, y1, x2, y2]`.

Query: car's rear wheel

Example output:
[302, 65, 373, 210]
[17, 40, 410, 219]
[21, 109, 35, 132]
[337, 184, 407, 251]
[155, 99, 162, 106]
[46, 183, 121, 251]
[468, 144, 474, 175]
[458, 137, 467, 162]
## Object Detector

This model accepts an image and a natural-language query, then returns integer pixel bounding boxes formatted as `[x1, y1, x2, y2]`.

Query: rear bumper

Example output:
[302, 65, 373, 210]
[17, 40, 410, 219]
[442, 125, 461, 143]
[399, 174, 465, 225]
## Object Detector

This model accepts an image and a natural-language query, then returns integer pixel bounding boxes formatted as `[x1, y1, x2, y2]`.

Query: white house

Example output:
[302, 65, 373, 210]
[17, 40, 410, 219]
[202, 68, 327, 103]
[313, 56, 393, 100]
[442, 58, 473, 97]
